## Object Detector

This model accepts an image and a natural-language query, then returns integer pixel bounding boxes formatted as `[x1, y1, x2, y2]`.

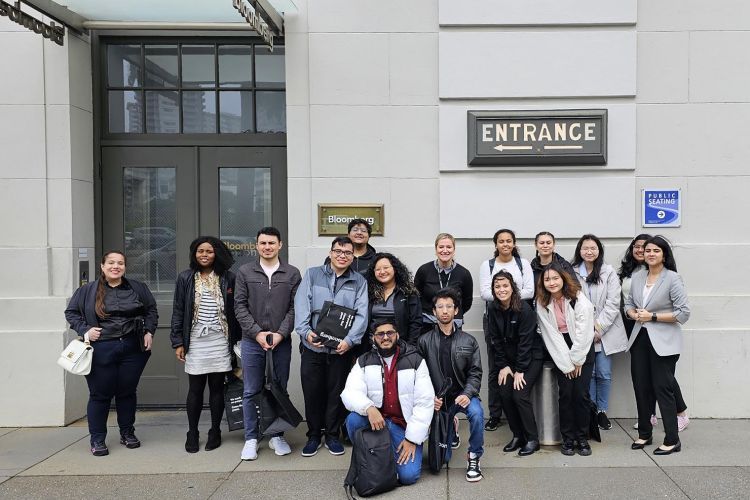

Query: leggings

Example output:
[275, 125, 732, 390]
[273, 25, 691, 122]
[186, 372, 227, 432]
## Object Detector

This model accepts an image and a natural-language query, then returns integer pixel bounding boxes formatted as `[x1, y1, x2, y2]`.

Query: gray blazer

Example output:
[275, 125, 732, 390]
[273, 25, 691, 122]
[575, 263, 628, 356]
[624, 268, 690, 356]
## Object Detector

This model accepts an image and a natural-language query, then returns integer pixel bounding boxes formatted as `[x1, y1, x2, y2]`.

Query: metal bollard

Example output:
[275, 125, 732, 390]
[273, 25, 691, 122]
[531, 362, 561, 445]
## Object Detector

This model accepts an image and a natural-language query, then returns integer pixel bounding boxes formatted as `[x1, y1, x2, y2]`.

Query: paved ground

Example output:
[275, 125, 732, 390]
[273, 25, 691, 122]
[1, 413, 749, 499]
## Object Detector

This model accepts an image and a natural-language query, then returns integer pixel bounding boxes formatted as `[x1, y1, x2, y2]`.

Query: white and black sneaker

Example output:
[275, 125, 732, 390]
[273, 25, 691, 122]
[465, 454, 483, 482]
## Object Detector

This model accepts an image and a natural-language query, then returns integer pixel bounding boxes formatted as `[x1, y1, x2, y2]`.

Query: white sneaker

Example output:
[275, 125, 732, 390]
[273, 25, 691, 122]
[269, 436, 292, 456]
[677, 414, 690, 432]
[241, 439, 258, 461]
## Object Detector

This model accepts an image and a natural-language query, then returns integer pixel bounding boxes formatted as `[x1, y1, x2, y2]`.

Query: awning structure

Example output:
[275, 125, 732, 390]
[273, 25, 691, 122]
[12, 0, 294, 48]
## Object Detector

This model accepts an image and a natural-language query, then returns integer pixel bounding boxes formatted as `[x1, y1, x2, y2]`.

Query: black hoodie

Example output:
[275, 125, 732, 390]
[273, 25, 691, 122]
[324, 243, 377, 276]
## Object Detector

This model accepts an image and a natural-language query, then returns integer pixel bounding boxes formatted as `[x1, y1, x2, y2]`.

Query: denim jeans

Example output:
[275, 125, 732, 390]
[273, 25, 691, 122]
[445, 397, 484, 463]
[345, 412, 422, 486]
[589, 347, 613, 412]
[84, 334, 150, 445]
[241, 338, 292, 441]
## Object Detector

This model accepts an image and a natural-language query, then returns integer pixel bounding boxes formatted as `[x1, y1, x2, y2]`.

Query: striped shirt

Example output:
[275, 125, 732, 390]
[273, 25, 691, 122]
[197, 289, 220, 325]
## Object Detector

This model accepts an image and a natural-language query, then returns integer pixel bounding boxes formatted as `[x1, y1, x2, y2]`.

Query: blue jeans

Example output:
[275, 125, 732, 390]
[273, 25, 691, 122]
[345, 413, 422, 486]
[241, 338, 292, 440]
[445, 397, 484, 463]
[589, 347, 612, 412]
[85, 334, 150, 445]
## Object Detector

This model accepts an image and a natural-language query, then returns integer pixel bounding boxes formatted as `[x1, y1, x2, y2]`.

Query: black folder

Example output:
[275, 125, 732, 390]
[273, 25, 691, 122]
[314, 301, 357, 349]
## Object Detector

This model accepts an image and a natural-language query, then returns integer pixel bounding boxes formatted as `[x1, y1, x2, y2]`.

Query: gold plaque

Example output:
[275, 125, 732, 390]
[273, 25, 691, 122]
[318, 204, 384, 237]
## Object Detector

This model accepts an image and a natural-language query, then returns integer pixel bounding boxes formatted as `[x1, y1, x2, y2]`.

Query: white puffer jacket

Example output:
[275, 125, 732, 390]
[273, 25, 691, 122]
[341, 342, 435, 444]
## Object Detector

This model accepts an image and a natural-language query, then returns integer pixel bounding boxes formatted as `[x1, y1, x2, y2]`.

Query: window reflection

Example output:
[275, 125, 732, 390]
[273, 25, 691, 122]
[109, 90, 143, 133]
[255, 46, 285, 88]
[182, 45, 215, 88]
[146, 91, 180, 133]
[219, 91, 253, 133]
[219, 45, 253, 88]
[256, 91, 286, 132]
[108, 45, 141, 87]
[145, 45, 178, 87]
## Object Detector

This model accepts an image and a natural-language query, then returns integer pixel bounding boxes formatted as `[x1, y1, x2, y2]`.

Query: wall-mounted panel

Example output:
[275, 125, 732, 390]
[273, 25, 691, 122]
[439, 0, 636, 26]
[439, 31, 636, 98]
[440, 103, 635, 171]
[439, 174, 635, 239]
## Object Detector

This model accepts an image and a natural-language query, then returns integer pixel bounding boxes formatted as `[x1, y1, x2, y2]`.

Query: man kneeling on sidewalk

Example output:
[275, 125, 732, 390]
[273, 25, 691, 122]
[341, 318, 435, 486]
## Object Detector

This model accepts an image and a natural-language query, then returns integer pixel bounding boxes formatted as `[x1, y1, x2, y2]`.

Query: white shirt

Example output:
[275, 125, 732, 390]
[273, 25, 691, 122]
[479, 256, 534, 302]
[260, 260, 280, 282]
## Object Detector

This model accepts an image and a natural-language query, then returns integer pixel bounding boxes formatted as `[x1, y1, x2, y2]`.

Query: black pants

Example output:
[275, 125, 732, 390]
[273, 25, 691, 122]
[498, 358, 543, 442]
[630, 328, 680, 446]
[554, 337, 595, 443]
[300, 347, 353, 440]
[484, 315, 503, 421]
[186, 371, 228, 433]
[85, 334, 150, 445]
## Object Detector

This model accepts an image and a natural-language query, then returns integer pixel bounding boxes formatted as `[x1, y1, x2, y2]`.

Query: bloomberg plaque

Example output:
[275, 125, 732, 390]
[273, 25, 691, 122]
[318, 204, 384, 236]
[468, 109, 607, 166]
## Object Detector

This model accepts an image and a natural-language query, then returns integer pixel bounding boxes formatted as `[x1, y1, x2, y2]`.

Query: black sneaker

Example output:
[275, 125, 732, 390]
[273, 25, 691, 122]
[465, 455, 483, 482]
[451, 432, 461, 449]
[301, 438, 322, 457]
[119, 431, 141, 449]
[597, 411, 612, 430]
[577, 439, 592, 456]
[561, 440, 576, 456]
[484, 417, 502, 431]
[91, 441, 109, 456]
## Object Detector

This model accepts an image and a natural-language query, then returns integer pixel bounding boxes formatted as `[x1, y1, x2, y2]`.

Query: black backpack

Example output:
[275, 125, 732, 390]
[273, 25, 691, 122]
[344, 427, 398, 498]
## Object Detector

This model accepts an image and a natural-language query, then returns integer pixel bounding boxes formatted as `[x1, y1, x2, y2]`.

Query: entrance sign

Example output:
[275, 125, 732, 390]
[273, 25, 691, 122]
[232, 0, 276, 50]
[1, 1, 64, 46]
[318, 204, 384, 236]
[468, 109, 607, 166]
[642, 189, 681, 227]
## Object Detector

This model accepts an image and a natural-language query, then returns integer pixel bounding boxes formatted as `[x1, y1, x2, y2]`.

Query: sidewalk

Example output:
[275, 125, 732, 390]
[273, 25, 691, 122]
[1, 413, 749, 499]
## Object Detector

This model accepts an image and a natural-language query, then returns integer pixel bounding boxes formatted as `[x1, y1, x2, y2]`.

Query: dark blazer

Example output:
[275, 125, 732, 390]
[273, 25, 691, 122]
[486, 300, 542, 373]
[169, 269, 240, 353]
[65, 277, 158, 336]
[367, 289, 423, 346]
[417, 325, 482, 399]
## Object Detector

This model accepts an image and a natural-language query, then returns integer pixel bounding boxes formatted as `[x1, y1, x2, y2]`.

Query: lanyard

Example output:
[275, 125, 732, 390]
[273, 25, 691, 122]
[438, 269, 452, 289]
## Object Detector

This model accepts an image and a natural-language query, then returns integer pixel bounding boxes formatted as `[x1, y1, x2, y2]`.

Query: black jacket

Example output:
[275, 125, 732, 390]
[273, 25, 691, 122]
[530, 253, 577, 289]
[234, 259, 302, 343]
[169, 269, 240, 352]
[367, 289, 423, 346]
[65, 277, 158, 337]
[417, 325, 482, 399]
[324, 243, 377, 276]
[486, 300, 543, 373]
[414, 262, 474, 318]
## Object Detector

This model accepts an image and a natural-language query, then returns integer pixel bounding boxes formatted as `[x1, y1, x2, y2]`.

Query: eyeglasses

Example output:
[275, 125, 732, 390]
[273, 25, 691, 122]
[331, 249, 354, 257]
[350, 227, 369, 234]
[373, 330, 397, 339]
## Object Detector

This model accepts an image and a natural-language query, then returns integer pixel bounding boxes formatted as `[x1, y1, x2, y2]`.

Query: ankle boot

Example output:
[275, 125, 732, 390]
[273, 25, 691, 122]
[205, 428, 222, 451]
[185, 430, 199, 453]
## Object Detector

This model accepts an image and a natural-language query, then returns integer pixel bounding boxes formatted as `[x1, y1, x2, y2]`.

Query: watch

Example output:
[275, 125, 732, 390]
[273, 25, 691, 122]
[651, 313, 657, 322]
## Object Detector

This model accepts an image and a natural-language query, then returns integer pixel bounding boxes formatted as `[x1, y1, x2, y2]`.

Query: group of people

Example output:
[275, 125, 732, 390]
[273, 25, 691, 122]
[63, 218, 691, 487]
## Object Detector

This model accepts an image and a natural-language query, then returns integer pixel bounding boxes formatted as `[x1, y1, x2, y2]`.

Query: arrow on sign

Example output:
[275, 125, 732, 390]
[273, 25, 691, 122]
[543, 145, 583, 150]
[494, 144, 533, 152]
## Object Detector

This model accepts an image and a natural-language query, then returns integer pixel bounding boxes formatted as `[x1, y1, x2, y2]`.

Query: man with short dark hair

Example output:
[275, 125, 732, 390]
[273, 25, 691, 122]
[341, 318, 434, 485]
[295, 236, 368, 457]
[337, 218, 377, 275]
[234, 227, 301, 461]
[417, 288, 484, 482]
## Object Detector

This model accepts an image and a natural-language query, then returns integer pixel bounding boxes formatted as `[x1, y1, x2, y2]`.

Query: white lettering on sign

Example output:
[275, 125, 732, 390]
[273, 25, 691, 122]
[327, 215, 376, 225]
[232, 0, 274, 50]
[480, 121, 598, 143]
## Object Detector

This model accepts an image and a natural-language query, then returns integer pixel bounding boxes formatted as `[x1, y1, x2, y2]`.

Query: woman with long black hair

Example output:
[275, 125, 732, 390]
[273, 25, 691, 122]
[536, 262, 596, 456]
[625, 236, 690, 455]
[365, 252, 422, 346]
[170, 236, 239, 453]
[571, 234, 627, 431]
[530, 231, 576, 286]
[64, 251, 158, 456]
[619, 234, 689, 432]
[487, 271, 543, 456]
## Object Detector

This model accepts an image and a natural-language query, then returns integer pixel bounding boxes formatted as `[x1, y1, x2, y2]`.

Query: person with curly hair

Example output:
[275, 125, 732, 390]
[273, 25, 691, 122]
[170, 236, 239, 453]
[365, 253, 422, 347]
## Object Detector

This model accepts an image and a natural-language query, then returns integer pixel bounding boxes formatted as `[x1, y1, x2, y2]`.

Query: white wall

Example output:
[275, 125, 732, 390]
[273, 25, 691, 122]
[0, 14, 93, 426]
[284, 0, 750, 418]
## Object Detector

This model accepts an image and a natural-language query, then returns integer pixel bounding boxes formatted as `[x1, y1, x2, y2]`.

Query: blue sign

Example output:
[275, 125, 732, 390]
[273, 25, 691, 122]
[642, 189, 681, 227]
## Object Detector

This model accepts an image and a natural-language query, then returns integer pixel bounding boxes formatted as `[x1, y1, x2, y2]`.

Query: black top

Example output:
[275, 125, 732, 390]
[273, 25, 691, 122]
[99, 281, 143, 340]
[530, 253, 577, 289]
[414, 261, 474, 318]
[439, 331, 461, 401]
[486, 300, 543, 373]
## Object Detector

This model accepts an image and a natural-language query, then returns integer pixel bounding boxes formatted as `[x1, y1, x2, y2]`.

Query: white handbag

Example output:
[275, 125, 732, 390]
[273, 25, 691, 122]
[57, 338, 93, 375]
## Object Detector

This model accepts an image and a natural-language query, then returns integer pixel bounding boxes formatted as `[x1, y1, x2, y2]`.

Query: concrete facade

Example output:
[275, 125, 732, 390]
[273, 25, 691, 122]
[0, 0, 748, 426]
